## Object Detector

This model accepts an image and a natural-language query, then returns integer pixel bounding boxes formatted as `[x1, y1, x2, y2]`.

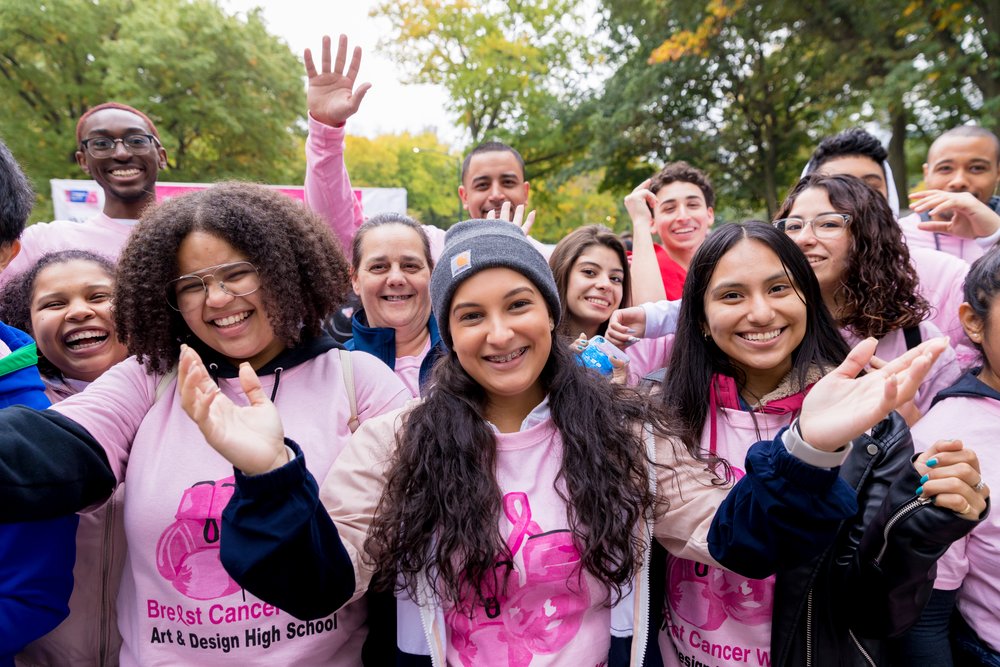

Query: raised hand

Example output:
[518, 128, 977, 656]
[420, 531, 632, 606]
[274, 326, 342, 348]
[915, 439, 989, 520]
[486, 201, 536, 235]
[178, 345, 287, 476]
[624, 178, 658, 232]
[911, 190, 1000, 240]
[799, 337, 948, 451]
[605, 306, 646, 348]
[304, 34, 372, 128]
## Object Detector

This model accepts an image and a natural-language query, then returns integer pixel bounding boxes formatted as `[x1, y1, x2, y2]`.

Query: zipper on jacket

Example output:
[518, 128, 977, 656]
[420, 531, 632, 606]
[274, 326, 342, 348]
[873, 496, 931, 565]
[100, 499, 114, 666]
[848, 629, 876, 667]
[416, 573, 443, 667]
[634, 426, 658, 667]
[805, 587, 814, 667]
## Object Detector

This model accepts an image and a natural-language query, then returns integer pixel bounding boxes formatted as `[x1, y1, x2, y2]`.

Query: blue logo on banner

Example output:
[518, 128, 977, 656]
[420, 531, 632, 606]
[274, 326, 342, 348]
[67, 190, 90, 203]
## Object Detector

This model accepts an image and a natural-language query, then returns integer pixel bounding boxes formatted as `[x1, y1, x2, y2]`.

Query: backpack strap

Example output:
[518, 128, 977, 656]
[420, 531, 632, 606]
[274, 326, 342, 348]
[339, 349, 360, 433]
[155, 368, 179, 402]
[903, 325, 922, 351]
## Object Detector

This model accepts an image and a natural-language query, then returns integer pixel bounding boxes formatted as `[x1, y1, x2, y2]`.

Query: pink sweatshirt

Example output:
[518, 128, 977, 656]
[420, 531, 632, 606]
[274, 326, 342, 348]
[842, 320, 961, 416]
[660, 406, 791, 667]
[49, 350, 409, 666]
[911, 382, 1000, 650]
[2, 214, 133, 287]
[908, 246, 978, 367]
[899, 212, 985, 264]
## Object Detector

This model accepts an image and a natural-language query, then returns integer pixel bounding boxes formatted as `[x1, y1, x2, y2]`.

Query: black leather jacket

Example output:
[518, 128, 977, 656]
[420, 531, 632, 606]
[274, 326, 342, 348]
[770, 411, 986, 666]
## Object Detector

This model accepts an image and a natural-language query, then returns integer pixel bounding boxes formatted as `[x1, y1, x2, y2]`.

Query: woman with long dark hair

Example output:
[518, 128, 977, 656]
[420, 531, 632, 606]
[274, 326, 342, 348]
[647, 221, 984, 667]
[182, 219, 952, 666]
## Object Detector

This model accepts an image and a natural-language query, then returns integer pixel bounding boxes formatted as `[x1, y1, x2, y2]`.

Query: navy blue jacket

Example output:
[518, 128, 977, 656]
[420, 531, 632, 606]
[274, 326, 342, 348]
[0, 322, 77, 665]
[344, 310, 444, 395]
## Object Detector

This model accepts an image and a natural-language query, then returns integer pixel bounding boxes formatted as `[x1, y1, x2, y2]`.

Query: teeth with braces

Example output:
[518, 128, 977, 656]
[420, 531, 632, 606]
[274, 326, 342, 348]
[740, 329, 782, 342]
[486, 347, 526, 363]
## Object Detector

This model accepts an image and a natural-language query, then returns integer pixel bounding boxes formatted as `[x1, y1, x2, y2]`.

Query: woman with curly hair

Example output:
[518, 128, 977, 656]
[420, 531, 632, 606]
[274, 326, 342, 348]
[0, 182, 410, 665]
[178, 219, 947, 666]
[774, 173, 962, 419]
[0, 249, 129, 664]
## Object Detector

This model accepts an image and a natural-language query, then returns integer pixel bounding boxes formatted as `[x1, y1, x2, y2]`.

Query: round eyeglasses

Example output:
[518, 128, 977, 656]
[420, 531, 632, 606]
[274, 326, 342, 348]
[166, 261, 261, 313]
[773, 213, 851, 239]
[80, 134, 159, 159]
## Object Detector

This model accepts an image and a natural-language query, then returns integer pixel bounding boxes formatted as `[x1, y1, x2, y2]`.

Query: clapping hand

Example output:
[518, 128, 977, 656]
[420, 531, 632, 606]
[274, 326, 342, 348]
[798, 337, 947, 451]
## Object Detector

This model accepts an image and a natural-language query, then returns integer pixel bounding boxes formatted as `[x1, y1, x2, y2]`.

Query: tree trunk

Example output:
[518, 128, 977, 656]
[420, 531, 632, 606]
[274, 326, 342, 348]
[887, 104, 908, 212]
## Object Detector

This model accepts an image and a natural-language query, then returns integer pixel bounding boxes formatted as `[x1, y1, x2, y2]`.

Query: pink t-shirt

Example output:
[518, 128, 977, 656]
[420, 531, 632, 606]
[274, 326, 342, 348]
[911, 388, 1000, 650]
[443, 416, 611, 666]
[393, 339, 432, 398]
[660, 407, 793, 667]
[51, 351, 409, 666]
[2, 213, 132, 287]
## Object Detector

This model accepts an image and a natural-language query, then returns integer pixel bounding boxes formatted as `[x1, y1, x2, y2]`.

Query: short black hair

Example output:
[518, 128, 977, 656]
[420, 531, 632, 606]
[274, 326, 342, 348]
[809, 128, 887, 171]
[0, 138, 33, 246]
[460, 141, 526, 183]
[932, 126, 1000, 164]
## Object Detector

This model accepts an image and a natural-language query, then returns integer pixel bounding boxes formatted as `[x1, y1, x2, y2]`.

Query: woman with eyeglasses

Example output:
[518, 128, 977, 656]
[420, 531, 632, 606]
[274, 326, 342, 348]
[0, 183, 411, 665]
[773, 173, 962, 421]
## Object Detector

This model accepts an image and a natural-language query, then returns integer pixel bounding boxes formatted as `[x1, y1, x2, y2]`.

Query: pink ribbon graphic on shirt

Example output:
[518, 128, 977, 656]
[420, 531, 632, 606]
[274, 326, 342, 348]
[665, 466, 774, 631]
[447, 492, 591, 666]
[155, 476, 241, 600]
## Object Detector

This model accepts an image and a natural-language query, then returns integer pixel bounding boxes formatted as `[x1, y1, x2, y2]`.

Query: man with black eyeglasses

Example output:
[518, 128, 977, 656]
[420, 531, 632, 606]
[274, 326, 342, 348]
[1, 102, 167, 284]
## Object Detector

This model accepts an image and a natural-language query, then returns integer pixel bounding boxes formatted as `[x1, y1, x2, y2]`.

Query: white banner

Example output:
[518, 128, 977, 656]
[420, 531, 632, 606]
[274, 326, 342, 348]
[49, 180, 407, 222]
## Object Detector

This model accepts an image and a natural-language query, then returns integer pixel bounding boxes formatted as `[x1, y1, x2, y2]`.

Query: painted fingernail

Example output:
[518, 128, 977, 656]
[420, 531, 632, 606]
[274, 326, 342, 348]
[920, 474, 929, 484]
[915, 486, 923, 496]
[627, 328, 637, 334]
[927, 458, 938, 467]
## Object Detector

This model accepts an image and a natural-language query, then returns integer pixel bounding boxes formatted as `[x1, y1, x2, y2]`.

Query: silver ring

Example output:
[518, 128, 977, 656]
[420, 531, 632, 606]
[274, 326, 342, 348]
[974, 477, 986, 493]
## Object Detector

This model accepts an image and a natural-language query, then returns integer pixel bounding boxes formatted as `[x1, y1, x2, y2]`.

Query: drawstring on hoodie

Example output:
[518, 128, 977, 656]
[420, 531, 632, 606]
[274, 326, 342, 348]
[208, 362, 283, 403]
[270, 367, 283, 402]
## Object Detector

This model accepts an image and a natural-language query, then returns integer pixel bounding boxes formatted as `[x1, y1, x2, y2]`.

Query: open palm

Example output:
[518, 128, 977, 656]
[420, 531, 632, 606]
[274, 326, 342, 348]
[178, 345, 287, 476]
[305, 34, 372, 127]
[800, 337, 947, 451]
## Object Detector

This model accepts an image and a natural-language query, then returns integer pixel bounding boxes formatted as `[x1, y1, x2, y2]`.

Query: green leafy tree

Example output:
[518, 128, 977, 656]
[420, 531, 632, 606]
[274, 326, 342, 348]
[345, 132, 462, 230]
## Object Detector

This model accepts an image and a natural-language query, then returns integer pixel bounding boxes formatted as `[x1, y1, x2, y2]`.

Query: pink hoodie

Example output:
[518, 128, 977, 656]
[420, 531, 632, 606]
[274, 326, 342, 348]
[910, 377, 1000, 651]
[48, 350, 409, 666]
[899, 212, 986, 264]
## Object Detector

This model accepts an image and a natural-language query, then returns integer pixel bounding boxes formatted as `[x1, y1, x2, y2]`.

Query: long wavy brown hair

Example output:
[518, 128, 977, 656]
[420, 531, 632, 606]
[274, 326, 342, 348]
[774, 174, 929, 339]
[365, 330, 690, 612]
[114, 182, 349, 373]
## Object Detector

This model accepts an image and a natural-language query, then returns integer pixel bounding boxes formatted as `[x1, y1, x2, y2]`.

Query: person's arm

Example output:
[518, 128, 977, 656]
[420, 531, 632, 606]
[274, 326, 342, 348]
[662, 337, 956, 575]
[0, 516, 78, 656]
[847, 433, 985, 638]
[624, 179, 667, 305]
[302, 34, 370, 255]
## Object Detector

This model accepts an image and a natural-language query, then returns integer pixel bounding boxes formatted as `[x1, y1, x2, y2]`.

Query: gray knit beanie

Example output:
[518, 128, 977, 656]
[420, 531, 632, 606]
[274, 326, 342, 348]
[430, 219, 560, 346]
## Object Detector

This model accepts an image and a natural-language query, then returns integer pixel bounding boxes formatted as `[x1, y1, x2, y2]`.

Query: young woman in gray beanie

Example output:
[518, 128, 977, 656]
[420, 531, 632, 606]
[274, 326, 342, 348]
[178, 219, 948, 666]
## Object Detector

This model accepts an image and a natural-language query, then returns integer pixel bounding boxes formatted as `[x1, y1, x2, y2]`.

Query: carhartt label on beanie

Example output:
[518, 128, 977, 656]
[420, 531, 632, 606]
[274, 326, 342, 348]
[430, 219, 560, 346]
[451, 250, 472, 277]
